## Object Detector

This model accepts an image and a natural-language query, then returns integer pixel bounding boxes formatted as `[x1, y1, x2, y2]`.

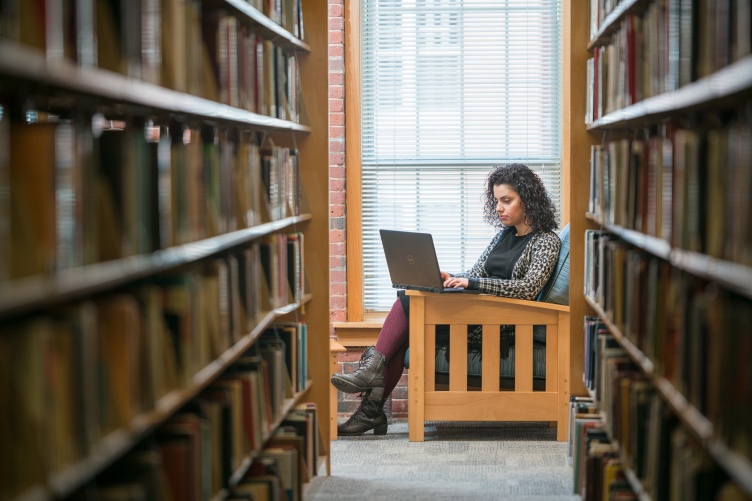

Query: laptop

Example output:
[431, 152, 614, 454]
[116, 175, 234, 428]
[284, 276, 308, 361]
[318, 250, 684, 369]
[379, 229, 482, 294]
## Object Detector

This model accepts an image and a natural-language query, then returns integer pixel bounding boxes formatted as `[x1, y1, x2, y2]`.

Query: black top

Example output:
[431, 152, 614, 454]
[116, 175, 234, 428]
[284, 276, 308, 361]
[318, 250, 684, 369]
[484, 230, 537, 280]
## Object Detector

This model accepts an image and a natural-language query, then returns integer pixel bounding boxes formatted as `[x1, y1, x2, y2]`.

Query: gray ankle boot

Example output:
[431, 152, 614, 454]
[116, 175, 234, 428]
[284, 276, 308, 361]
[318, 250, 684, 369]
[337, 392, 388, 436]
[330, 346, 386, 394]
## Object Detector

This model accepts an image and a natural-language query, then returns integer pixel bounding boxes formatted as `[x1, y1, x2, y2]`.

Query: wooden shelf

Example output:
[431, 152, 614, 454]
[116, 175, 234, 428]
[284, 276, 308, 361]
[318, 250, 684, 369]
[11, 486, 47, 501]
[23, 294, 312, 501]
[707, 441, 752, 496]
[587, 55, 752, 130]
[669, 250, 752, 300]
[587, 0, 644, 50]
[579, 399, 650, 501]
[0, 42, 310, 132]
[586, 213, 671, 259]
[622, 467, 652, 501]
[217, 0, 311, 53]
[584, 296, 752, 495]
[585, 295, 655, 375]
[585, 214, 752, 300]
[0, 215, 312, 320]
[217, 380, 315, 499]
[2, 1, 329, 499]
[578, 0, 752, 498]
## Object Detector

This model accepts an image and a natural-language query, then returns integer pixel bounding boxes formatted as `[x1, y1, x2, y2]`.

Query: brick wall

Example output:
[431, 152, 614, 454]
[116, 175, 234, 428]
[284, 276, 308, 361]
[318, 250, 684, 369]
[327, 1, 408, 421]
[328, 0, 346, 330]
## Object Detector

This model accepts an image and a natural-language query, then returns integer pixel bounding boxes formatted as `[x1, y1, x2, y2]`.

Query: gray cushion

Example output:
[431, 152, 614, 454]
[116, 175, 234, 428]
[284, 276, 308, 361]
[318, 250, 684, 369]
[537, 223, 570, 306]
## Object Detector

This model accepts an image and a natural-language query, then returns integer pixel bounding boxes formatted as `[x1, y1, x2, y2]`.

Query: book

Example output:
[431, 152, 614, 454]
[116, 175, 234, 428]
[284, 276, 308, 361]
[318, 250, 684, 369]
[184, 127, 205, 242]
[659, 128, 674, 241]
[259, 446, 299, 501]
[286, 232, 304, 304]
[0, 106, 8, 283]
[96, 122, 132, 261]
[119, 118, 146, 257]
[96, 294, 142, 434]
[226, 253, 246, 344]
[157, 432, 196, 501]
[201, 260, 225, 363]
[289, 402, 321, 477]
[573, 416, 607, 496]
[238, 244, 262, 328]
[9, 117, 57, 279]
[235, 356, 274, 439]
[219, 129, 236, 234]
[259, 338, 287, 417]
[169, 122, 189, 246]
[135, 284, 178, 408]
[234, 137, 254, 230]
[216, 371, 260, 455]
[228, 481, 270, 500]
[202, 125, 222, 237]
[54, 120, 85, 270]
[6, 318, 53, 497]
[198, 392, 233, 487]
[161, 0, 187, 92]
[239, 457, 284, 501]
[585, 441, 618, 500]
[204, 381, 246, 473]
[15, 0, 47, 51]
[567, 396, 598, 464]
[95, 0, 125, 74]
[156, 124, 173, 250]
[0, 331, 12, 499]
[269, 432, 310, 483]
[96, 448, 175, 500]
[140, 0, 162, 85]
[158, 413, 207, 501]
[184, 0, 203, 97]
[44, 315, 82, 472]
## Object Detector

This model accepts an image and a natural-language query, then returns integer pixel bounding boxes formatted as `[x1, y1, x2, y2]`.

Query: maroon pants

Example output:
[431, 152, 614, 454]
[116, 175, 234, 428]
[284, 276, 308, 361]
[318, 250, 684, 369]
[374, 298, 410, 398]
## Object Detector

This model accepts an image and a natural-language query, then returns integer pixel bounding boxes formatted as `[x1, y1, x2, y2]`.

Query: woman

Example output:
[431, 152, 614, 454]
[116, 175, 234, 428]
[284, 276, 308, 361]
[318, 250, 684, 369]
[331, 163, 561, 436]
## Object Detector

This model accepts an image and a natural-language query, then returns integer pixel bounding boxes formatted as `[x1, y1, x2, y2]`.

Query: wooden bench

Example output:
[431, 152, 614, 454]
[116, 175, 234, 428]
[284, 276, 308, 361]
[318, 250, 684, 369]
[406, 292, 570, 441]
[406, 224, 571, 441]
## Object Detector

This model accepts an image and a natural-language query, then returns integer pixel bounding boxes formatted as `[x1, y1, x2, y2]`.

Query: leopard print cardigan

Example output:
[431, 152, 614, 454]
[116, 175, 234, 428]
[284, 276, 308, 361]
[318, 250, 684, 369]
[450, 229, 561, 346]
[452, 229, 561, 300]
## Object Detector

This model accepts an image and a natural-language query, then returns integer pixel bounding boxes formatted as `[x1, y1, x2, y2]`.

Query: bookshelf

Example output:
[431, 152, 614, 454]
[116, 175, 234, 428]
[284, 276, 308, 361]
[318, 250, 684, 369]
[0, 1, 330, 500]
[574, 0, 752, 499]
[586, 213, 752, 300]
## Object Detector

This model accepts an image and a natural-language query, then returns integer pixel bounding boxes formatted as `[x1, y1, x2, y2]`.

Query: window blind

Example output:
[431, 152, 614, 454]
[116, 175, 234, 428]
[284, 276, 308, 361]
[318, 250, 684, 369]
[360, 0, 562, 312]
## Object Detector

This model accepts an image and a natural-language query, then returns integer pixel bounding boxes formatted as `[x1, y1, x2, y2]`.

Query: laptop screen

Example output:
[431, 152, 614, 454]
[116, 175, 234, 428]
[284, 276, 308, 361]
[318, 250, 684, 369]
[379, 229, 447, 292]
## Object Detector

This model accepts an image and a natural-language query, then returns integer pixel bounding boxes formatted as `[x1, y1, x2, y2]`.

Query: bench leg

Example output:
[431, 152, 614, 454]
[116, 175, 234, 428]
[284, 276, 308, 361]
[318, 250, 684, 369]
[330, 351, 339, 440]
[408, 296, 426, 442]
[329, 340, 347, 441]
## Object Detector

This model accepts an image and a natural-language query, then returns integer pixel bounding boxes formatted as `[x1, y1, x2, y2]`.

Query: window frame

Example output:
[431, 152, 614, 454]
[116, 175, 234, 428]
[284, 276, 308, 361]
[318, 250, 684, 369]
[345, 0, 367, 321]
[344, 0, 571, 320]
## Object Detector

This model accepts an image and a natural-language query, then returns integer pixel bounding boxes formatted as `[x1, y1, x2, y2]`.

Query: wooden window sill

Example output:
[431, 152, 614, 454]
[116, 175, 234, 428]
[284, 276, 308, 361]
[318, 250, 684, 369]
[332, 314, 385, 346]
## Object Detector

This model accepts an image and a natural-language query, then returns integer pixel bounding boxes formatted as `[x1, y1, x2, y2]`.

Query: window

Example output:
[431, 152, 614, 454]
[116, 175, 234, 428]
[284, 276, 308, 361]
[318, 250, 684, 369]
[359, 0, 562, 312]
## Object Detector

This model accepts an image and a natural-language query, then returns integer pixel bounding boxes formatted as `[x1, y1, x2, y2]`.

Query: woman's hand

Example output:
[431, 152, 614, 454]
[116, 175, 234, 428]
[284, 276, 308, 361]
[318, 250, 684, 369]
[442, 272, 468, 289]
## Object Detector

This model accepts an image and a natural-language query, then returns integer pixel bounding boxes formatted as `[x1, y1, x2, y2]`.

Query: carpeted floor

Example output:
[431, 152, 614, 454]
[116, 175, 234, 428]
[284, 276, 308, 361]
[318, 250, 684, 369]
[305, 420, 581, 501]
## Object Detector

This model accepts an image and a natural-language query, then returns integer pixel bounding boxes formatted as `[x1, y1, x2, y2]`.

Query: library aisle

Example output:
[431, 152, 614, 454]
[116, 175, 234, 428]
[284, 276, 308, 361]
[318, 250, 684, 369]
[306, 421, 579, 501]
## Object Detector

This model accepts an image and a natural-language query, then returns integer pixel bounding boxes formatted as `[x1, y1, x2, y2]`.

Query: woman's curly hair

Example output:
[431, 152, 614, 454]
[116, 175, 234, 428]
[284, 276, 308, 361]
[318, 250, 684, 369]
[482, 163, 558, 232]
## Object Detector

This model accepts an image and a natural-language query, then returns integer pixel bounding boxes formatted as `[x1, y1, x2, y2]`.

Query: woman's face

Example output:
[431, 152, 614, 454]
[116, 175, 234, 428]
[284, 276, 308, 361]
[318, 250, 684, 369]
[493, 183, 526, 228]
